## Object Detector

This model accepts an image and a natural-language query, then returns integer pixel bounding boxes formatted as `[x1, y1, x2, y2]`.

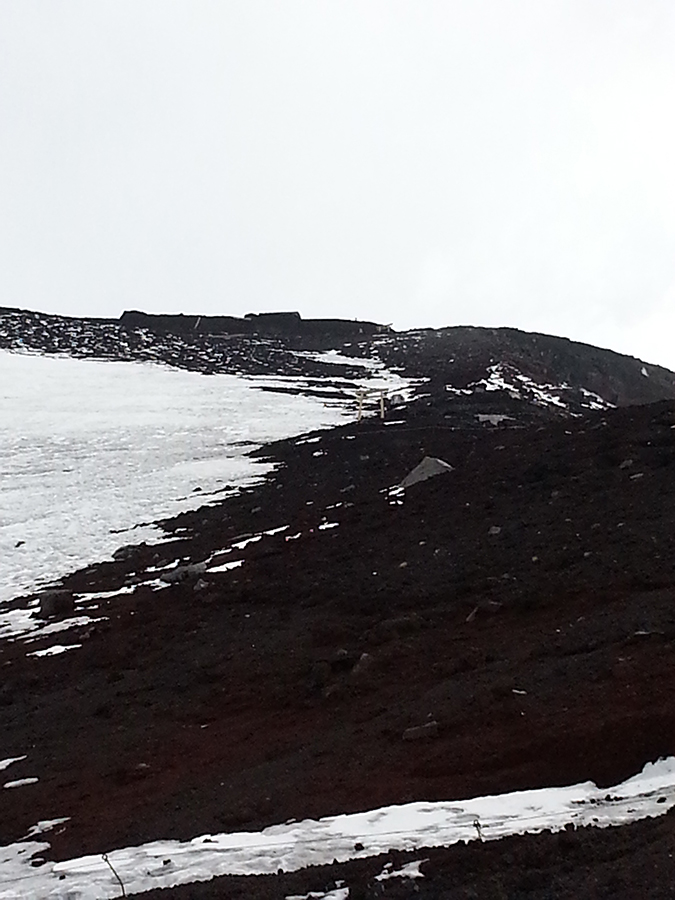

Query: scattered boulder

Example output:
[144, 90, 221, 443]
[350, 652, 374, 679]
[37, 590, 75, 619]
[160, 562, 207, 584]
[399, 456, 453, 489]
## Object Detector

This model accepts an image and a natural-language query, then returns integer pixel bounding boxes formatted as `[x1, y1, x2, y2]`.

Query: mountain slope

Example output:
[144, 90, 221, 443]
[3, 309, 675, 898]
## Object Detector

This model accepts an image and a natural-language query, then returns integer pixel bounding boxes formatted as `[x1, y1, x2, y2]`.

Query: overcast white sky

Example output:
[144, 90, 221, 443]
[1, 1, 675, 366]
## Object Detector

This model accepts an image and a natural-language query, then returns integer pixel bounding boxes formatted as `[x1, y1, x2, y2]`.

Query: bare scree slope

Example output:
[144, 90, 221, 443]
[3, 307, 675, 898]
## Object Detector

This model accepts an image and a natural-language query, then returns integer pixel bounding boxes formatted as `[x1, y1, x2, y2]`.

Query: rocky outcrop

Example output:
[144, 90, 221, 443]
[36, 590, 75, 619]
[119, 309, 386, 344]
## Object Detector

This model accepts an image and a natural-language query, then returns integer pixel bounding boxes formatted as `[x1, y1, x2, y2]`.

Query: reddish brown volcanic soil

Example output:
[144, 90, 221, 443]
[4, 321, 675, 897]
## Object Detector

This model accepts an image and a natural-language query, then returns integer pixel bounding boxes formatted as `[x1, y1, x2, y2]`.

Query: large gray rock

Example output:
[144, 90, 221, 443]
[399, 456, 454, 489]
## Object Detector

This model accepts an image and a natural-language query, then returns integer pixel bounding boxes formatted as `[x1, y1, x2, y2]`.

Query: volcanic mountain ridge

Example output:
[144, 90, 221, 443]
[3, 308, 675, 898]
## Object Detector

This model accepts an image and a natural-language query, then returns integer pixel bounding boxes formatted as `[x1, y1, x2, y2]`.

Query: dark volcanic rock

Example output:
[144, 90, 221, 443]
[120, 308, 386, 347]
[0, 306, 373, 379]
[36, 590, 75, 619]
[376, 324, 675, 407]
[159, 562, 207, 583]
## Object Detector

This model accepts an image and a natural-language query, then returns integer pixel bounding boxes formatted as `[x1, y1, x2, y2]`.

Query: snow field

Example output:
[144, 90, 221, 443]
[0, 351, 410, 605]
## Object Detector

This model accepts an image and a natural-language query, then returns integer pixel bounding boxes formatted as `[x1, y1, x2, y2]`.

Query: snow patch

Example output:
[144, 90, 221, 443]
[0, 757, 26, 772]
[446, 365, 614, 412]
[286, 890, 349, 900]
[3, 778, 38, 789]
[375, 859, 427, 881]
[26, 644, 82, 658]
[286, 889, 349, 900]
[207, 559, 244, 574]
[24, 820, 70, 839]
[3, 758, 675, 898]
[476, 414, 513, 425]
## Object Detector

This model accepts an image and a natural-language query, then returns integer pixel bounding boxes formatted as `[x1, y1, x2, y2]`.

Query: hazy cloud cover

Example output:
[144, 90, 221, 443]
[1, 1, 674, 366]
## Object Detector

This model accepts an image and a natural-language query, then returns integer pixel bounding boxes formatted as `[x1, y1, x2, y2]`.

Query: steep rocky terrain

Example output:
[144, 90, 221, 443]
[2, 305, 675, 405]
[3, 307, 675, 898]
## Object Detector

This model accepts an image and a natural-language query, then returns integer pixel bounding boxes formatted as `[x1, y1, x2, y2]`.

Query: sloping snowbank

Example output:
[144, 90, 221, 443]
[1, 758, 674, 899]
